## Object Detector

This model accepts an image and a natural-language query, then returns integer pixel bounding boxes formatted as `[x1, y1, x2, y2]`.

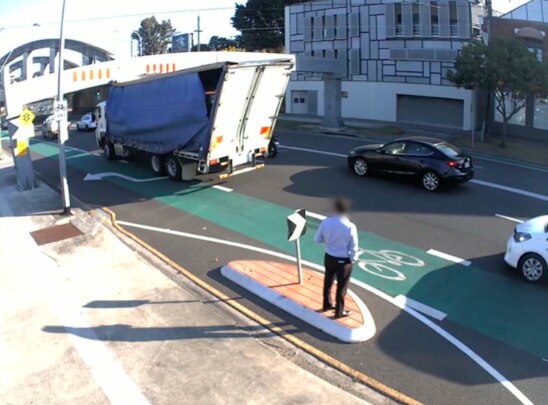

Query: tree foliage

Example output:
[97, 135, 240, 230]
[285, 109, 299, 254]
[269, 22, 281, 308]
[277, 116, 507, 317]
[137, 16, 176, 56]
[208, 36, 243, 51]
[447, 38, 546, 146]
[231, 0, 301, 52]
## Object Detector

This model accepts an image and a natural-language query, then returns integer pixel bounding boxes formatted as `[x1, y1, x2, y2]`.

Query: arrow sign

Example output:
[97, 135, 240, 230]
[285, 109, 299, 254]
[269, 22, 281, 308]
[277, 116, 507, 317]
[84, 172, 168, 183]
[7, 119, 33, 156]
[287, 208, 307, 242]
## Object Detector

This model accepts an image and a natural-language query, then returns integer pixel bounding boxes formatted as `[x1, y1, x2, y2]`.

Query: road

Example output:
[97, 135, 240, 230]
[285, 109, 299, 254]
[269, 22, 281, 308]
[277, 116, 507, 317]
[13, 128, 548, 405]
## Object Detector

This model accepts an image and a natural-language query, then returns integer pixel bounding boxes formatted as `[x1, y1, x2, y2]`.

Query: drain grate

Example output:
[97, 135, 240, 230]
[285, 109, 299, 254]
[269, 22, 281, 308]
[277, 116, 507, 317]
[30, 223, 83, 246]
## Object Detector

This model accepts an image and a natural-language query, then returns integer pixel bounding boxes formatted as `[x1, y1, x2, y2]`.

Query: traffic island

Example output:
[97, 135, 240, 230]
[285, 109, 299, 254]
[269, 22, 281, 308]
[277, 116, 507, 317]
[221, 260, 376, 343]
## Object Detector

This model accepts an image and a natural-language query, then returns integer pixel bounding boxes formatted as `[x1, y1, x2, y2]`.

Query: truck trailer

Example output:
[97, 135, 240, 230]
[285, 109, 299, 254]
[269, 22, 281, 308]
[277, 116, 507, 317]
[95, 59, 294, 181]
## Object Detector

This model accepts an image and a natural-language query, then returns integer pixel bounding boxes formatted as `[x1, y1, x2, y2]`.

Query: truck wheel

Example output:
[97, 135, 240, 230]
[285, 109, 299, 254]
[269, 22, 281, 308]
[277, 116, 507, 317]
[165, 155, 182, 181]
[151, 154, 166, 176]
[104, 142, 116, 160]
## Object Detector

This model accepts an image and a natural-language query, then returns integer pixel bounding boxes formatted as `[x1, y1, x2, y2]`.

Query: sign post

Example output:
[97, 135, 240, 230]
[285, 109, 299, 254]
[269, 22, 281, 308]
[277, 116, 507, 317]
[287, 208, 307, 284]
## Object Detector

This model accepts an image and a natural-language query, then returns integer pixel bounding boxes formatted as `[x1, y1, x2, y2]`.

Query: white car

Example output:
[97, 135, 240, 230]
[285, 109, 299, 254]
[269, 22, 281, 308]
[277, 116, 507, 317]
[505, 215, 548, 283]
[76, 113, 97, 131]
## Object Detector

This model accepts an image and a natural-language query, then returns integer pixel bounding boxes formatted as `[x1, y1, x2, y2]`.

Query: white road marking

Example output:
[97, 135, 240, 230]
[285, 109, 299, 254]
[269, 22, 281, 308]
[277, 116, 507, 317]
[212, 185, 233, 193]
[306, 211, 327, 221]
[84, 172, 167, 183]
[394, 295, 447, 321]
[116, 219, 534, 405]
[543, 358, 548, 363]
[280, 143, 548, 203]
[473, 155, 548, 174]
[119, 160, 130, 164]
[495, 214, 524, 224]
[427, 249, 471, 266]
[470, 180, 548, 203]
[39, 140, 89, 154]
[280, 145, 347, 158]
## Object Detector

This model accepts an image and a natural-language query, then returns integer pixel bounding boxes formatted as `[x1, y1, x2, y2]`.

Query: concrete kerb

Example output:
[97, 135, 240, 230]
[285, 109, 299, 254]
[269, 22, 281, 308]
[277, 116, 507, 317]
[96, 207, 421, 405]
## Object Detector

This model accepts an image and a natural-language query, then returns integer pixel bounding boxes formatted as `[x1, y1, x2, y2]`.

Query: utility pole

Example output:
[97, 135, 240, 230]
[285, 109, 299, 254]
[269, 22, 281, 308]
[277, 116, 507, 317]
[485, 0, 492, 42]
[56, 0, 71, 214]
[194, 15, 202, 52]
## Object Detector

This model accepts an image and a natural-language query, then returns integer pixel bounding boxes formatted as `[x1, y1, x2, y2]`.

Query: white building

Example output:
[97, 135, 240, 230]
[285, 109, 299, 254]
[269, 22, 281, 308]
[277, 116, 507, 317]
[285, 0, 483, 130]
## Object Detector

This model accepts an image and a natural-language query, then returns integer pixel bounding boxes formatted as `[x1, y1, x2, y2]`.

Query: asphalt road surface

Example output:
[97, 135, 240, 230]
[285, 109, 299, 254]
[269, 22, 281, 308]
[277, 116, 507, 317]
[9, 128, 548, 405]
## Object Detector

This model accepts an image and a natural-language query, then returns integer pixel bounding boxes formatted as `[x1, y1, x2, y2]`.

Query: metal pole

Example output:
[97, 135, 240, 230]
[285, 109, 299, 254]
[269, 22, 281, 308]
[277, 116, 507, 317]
[196, 16, 202, 52]
[56, 0, 70, 214]
[295, 239, 303, 284]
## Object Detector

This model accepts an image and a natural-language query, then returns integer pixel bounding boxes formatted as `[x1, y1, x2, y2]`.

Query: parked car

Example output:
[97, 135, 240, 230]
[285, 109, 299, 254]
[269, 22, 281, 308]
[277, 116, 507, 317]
[1, 116, 7, 130]
[347, 137, 474, 191]
[42, 115, 58, 138]
[505, 216, 548, 283]
[76, 113, 96, 131]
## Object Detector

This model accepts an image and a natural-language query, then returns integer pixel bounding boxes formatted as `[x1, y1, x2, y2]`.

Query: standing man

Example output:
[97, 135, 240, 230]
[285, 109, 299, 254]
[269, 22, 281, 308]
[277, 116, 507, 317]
[314, 198, 359, 319]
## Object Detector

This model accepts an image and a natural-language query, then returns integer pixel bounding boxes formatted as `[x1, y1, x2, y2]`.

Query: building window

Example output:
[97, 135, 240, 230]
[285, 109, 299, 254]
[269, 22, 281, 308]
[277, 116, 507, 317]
[431, 1, 439, 36]
[528, 47, 543, 62]
[395, 3, 403, 36]
[449, 2, 458, 37]
[334, 14, 338, 38]
[534, 95, 548, 129]
[494, 94, 526, 126]
[310, 17, 315, 40]
[413, 3, 421, 35]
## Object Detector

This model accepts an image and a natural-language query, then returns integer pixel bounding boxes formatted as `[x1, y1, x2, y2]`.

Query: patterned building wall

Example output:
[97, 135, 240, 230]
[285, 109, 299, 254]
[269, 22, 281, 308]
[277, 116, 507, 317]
[288, 0, 473, 87]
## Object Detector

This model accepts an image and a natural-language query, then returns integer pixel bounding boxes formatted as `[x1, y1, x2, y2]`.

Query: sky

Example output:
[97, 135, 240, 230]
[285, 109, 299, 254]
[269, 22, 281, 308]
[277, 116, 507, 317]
[0, 0, 531, 60]
[0, 0, 239, 59]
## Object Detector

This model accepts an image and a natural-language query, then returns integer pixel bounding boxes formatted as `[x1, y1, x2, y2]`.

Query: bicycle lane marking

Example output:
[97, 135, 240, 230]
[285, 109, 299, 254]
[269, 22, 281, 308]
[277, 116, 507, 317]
[30, 139, 548, 361]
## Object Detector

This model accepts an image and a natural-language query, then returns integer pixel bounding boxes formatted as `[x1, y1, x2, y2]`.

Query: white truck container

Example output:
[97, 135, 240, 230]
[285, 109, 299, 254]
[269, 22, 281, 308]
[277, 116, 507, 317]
[95, 59, 294, 181]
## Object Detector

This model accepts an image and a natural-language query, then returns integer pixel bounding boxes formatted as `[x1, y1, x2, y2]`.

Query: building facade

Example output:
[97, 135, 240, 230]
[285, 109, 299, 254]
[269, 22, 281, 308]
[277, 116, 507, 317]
[285, 0, 482, 130]
[491, 0, 548, 140]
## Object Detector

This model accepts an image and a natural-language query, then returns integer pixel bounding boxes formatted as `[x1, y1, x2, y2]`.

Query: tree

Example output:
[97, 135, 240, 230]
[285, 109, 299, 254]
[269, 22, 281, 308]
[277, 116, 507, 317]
[447, 38, 545, 147]
[137, 16, 176, 56]
[231, 0, 301, 51]
[208, 36, 242, 51]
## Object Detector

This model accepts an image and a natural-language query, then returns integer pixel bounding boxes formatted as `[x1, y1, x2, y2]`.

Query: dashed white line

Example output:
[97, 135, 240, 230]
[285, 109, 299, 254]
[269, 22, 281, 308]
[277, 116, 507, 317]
[119, 160, 130, 164]
[470, 179, 548, 202]
[212, 185, 233, 193]
[495, 214, 524, 224]
[306, 211, 327, 221]
[427, 249, 471, 266]
[280, 145, 347, 158]
[394, 295, 447, 321]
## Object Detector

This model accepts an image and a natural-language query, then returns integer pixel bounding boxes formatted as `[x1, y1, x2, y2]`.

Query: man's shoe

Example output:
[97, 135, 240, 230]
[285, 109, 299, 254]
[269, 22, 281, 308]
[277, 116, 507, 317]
[335, 310, 352, 319]
[322, 305, 336, 311]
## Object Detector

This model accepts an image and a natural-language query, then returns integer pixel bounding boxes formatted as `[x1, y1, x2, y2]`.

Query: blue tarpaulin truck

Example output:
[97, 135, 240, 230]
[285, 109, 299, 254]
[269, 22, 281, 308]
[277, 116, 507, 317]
[95, 59, 294, 181]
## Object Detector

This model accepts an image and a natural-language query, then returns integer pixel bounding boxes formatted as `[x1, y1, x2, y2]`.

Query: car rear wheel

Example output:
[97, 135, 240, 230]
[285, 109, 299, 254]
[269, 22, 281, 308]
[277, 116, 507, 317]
[519, 253, 546, 283]
[422, 171, 440, 192]
[165, 155, 182, 182]
[353, 158, 369, 176]
[150, 154, 166, 176]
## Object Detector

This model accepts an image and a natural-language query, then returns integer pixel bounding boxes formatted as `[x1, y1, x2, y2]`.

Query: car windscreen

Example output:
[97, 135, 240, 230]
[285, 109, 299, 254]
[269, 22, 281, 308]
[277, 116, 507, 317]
[434, 142, 462, 157]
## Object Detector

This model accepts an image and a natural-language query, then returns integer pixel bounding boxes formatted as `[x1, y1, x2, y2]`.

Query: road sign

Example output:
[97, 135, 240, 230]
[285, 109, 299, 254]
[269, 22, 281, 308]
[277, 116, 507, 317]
[7, 118, 37, 190]
[53, 100, 68, 122]
[287, 208, 307, 242]
[19, 108, 35, 127]
[287, 208, 307, 284]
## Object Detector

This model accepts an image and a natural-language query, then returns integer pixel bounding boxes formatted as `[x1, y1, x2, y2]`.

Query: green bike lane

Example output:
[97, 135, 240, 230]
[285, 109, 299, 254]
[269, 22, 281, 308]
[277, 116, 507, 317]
[30, 139, 548, 360]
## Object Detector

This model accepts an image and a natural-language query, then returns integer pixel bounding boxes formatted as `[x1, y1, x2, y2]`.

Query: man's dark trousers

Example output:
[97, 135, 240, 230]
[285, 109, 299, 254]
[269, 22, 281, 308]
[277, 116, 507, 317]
[323, 253, 353, 316]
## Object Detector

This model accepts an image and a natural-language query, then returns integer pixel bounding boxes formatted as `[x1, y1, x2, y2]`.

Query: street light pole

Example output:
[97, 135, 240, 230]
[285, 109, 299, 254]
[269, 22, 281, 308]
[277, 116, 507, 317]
[56, 0, 71, 214]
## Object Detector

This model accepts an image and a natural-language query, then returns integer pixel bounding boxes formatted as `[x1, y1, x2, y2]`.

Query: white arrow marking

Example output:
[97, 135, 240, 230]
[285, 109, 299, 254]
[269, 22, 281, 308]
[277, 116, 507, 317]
[84, 172, 168, 183]
[287, 212, 306, 241]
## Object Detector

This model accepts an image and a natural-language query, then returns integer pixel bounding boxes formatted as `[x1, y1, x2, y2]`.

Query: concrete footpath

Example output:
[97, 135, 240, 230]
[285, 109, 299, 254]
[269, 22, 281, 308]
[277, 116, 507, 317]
[0, 158, 378, 405]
